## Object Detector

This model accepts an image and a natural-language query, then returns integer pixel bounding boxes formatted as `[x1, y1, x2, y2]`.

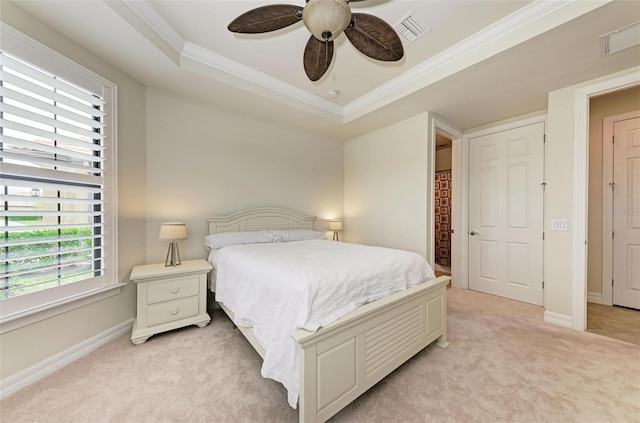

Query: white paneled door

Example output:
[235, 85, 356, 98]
[613, 116, 640, 310]
[468, 122, 544, 305]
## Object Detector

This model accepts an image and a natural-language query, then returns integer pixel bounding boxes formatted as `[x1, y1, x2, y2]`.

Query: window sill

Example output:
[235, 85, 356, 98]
[0, 283, 127, 335]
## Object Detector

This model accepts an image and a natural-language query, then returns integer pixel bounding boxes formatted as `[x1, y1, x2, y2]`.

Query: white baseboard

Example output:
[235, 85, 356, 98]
[587, 291, 603, 304]
[543, 311, 573, 329]
[0, 318, 133, 400]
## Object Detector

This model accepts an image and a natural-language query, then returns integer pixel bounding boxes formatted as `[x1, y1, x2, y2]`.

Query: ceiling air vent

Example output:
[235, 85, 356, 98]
[600, 21, 640, 55]
[393, 13, 431, 46]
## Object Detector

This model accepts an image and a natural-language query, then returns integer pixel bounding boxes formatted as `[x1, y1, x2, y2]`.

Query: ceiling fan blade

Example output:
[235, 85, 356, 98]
[303, 35, 334, 81]
[344, 13, 404, 61]
[228, 5, 303, 33]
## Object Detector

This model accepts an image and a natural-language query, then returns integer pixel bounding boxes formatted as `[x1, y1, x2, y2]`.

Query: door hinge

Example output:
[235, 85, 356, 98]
[609, 182, 615, 191]
[612, 135, 615, 144]
[542, 281, 545, 289]
[543, 134, 546, 143]
[612, 278, 614, 286]
[541, 182, 547, 191]
[542, 232, 545, 240]
[612, 232, 615, 239]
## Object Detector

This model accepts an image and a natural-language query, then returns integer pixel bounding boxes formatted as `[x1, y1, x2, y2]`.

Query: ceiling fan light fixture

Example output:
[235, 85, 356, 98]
[303, 0, 352, 41]
[228, 0, 403, 81]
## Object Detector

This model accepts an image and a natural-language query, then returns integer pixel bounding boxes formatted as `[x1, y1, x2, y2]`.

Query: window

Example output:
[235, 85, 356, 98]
[0, 26, 118, 325]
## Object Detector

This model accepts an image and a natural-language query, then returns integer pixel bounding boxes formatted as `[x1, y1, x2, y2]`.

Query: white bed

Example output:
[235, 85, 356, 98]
[207, 208, 450, 423]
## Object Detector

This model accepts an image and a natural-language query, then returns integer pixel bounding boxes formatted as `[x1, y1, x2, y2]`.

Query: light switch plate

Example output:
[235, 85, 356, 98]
[551, 219, 568, 231]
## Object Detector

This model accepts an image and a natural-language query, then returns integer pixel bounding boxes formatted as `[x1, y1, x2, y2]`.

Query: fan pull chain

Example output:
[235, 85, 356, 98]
[325, 38, 329, 67]
[322, 30, 332, 68]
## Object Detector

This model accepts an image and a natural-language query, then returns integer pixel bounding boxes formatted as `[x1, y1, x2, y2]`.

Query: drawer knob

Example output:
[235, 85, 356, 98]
[170, 308, 179, 315]
[171, 287, 180, 294]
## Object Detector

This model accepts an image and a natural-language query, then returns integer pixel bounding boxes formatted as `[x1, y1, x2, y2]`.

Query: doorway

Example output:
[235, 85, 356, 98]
[429, 115, 462, 286]
[586, 87, 640, 343]
[434, 132, 453, 277]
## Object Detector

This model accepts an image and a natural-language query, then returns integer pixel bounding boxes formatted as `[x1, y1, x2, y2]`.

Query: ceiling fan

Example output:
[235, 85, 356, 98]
[228, 0, 404, 82]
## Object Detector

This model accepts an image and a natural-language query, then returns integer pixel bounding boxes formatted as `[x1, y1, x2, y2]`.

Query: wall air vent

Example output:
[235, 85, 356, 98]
[600, 21, 640, 55]
[393, 13, 431, 46]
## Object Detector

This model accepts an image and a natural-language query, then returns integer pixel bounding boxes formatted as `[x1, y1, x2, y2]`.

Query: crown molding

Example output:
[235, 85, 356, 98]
[342, 0, 610, 121]
[181, 42, 344, 119]
[113, 0, 343, 119]
[122, 0, 184, 55]
[112, 0, 610, 123]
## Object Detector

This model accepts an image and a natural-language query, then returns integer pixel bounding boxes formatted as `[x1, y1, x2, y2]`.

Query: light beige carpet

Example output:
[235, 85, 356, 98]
[2, 288, 639, 422]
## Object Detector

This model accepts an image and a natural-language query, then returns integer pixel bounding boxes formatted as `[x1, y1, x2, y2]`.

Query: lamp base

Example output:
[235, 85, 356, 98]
[165, 241, 182, 267]
[333, 231, 339, 241]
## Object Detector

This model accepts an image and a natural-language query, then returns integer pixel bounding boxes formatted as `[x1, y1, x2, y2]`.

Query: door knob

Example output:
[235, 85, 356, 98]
[470, 231, 480, 236]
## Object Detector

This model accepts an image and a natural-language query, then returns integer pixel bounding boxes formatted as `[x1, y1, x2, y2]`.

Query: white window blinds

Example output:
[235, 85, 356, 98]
[0, 51, 107, 300]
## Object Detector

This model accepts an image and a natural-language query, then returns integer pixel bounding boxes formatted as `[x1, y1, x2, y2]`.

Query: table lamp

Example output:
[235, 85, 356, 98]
[159, 222, 187, 266]
[328, 220, 343, 241]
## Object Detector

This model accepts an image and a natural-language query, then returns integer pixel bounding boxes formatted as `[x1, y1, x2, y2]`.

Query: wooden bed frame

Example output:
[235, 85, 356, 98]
[207, 208, 449, 423]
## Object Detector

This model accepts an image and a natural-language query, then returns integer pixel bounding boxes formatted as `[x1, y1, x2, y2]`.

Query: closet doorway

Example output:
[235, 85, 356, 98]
[434, 132, 453, 278]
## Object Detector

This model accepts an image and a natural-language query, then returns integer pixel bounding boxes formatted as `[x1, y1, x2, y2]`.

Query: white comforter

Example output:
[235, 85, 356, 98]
[210, 239, 435, 408]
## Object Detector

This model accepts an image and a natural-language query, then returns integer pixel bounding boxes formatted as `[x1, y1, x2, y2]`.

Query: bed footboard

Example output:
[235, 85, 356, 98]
[292, 275, 449, 423]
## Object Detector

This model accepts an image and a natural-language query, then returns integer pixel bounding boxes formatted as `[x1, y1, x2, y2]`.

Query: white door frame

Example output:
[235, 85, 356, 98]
[573, 73, 640, 331]
[460, 114, 548, 291]
[601, 110, 640, 306]
[428, 115, 462, 284]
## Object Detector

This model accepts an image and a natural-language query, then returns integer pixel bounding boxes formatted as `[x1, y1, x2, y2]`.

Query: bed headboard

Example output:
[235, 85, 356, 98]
[207, 208, 316, 234]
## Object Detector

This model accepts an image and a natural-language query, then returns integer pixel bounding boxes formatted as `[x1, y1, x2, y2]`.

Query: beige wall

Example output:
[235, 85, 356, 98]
[344, 113, 430, 258]
[545, 66, 640, 318]
[587, 87, 640, 294]
[436, 147, 453, 172]
[0, 3, 147, 379]
[144, 87, 344, 263]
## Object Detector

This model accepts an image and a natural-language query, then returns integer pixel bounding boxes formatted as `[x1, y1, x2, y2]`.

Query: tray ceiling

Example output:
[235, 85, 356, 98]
[4, 0, 639, 140]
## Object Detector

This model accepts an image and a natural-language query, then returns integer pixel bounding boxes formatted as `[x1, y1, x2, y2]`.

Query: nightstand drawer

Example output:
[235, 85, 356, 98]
[147, 296, 199, 326]
[147, 275, 200, 304]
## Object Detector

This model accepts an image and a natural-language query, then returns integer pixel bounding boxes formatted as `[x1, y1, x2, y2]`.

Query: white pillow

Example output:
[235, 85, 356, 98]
[204, 231, 275, 250]
[269, 229, 327, 242]
[204, 229, 327, 250]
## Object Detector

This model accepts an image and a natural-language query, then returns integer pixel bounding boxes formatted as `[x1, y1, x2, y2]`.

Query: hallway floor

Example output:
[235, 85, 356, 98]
[434, 263, 451, 277]
[587, 302, 640, 345]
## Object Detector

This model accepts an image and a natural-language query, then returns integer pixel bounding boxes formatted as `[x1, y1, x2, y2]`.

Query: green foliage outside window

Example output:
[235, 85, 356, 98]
[2, 228, 97, 298]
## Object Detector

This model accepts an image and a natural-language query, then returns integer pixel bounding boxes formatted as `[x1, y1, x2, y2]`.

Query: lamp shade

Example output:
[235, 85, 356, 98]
[159, 223, 187, 240]
[328, 220, 343, 231]
[302, 0, 351, 41]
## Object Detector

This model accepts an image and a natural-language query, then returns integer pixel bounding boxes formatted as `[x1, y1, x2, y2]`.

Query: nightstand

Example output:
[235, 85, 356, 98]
[130, 259, 212, 344]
